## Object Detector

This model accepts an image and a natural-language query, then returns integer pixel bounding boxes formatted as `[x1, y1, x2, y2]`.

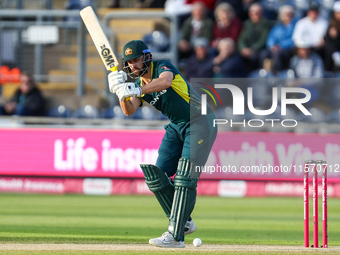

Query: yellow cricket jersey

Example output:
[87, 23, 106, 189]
[135, 60, 207, 124]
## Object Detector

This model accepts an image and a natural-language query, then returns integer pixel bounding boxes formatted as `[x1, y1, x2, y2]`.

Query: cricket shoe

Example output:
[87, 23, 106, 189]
[184, 220, 197, 235]
[149, 231, 185, 248]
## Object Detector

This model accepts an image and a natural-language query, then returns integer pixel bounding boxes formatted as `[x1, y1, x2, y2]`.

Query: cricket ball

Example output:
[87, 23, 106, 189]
[193, 238, 202, 247]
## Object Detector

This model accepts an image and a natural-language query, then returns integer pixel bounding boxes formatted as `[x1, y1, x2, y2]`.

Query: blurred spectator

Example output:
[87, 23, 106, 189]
[178, 2, 214, 59]
[0, 73, 45, 116]
[165, 0, 214, 28]
[212, 3, 242, 48]
[238, 3, 273, 71]
[143, 31, 170, 52]
[165, 0, 194, 26]
[242, 0, 260, 19]
[65, 0, 94, 10]
[1, 32, 15, 68]
[288, 40, 324, 104]
[324, 1, 340, 71]
[290, 41, 324, 79]
[135, 0, 166, 8]
[260, 5, 296, 72]
[186, 0, 216, 13]
[213, 38, 246, 77]
[108, 0, 120, 8]
[185, 37, 214, 80]
[292, 3, 328, 50]
[65, 0, 95, 27]
[216, 0, 258, 21]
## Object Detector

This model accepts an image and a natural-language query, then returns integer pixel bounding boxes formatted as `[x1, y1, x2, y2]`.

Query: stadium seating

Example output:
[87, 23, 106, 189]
[216, 106, 234, 119]
[274, 69, 295, 90]
[247, 69, 275, 107]
[276, 69, 295, 79]
[265, 106, 299, 121]
[264, 105, 295, 132]
[102, 105, 127, 119]
[102, 105, 168, 121]
[317, 0, 335, 19]
[299, 107, 326, 123]
[323, 71, 335, 78]
[130, 107, 143, 120]
[143, 31, 170, 52]
[292, 0, 309, 18]
[266, 106, 282, 120]
[244, 109, 269, 121]
[284, 107, 299, 120]
[139, 106, 158, 120]
[215, 106, 243, 121]
[159, 113, 169, 121]
[248, 69, 275, 78]
[327, 83, 340, 107]
[250, 83, 270, 108]
[47, 105, 73, 118]
[73, 105, 100, 119]
[327, 108, 340, 123]
[275, 69, 322, 107]
[63, 0, 95, 29]
[101, 106, 115, 119]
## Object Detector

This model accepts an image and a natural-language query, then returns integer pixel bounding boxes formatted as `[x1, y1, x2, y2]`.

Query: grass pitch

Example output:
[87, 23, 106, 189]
[0, 193, 339, 254]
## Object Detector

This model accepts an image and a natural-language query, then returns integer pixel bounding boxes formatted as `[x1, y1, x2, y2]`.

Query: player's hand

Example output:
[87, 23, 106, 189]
[116, 87, 125, 101]
[116, 82, 142, 101]
[108, 70, 127, 94]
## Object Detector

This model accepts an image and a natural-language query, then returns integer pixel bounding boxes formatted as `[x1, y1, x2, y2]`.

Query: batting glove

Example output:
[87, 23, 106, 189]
[116, 82, 142, 101]
[108, 70, 127, 94]
[116, 87, 125, 101]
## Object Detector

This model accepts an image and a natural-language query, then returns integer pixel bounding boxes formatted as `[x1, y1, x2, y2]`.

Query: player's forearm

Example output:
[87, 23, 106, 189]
[120, 98, 140, 116]
[141, 77, 172, 94]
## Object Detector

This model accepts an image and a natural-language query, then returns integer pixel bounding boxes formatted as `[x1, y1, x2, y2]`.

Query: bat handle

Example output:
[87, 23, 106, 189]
[110, 66, 118, 72]
[109, 67, 130, 101]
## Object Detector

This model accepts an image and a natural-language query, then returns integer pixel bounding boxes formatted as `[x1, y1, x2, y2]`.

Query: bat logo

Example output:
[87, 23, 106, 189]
[100, 44, 115, 67]
[125, 48, 133, 55]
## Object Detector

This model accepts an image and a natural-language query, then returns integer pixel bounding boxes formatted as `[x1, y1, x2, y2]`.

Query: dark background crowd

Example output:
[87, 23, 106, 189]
[171, 0, 340, 122]
[175, 0, 340, 81]
[1, 0, 340, 122]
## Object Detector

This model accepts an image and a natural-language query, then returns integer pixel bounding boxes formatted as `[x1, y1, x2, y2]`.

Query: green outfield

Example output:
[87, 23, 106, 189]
[0, 193, 339, 254]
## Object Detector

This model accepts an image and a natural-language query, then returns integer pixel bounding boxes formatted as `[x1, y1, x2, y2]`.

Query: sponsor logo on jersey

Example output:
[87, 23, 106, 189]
[125, 48, 133, 55]
[150, 90, 167, 105]
[161, 66, 170, 70]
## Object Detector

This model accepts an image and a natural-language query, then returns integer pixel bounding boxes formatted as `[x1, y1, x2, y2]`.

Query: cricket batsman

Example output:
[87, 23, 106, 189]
[108, 40, 217, 248]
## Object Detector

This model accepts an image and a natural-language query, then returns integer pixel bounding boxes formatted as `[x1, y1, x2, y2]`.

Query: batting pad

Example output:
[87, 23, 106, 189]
[168, 157, 198, 241]
[140, 164, 174, 218]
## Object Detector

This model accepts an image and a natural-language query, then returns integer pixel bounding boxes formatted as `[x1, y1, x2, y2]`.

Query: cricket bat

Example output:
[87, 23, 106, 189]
[80, 6, 131, 101]
[80, 6, 119, 72]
